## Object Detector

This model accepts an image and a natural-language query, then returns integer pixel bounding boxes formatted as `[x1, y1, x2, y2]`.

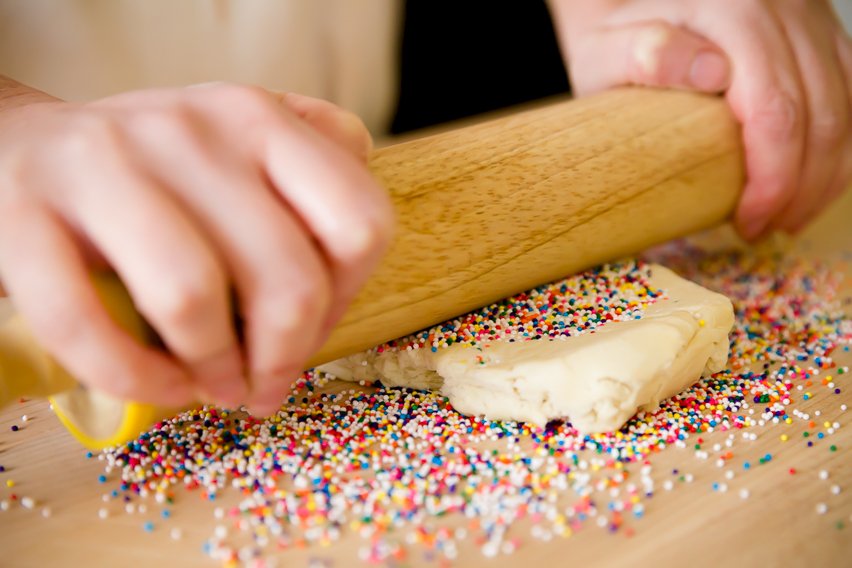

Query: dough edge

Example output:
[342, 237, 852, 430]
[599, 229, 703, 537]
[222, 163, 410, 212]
[319, 264, 734, 433]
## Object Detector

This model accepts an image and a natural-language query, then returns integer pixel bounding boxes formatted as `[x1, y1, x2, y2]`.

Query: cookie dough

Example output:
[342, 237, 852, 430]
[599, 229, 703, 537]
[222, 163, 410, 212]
[320, 264, 734, 433]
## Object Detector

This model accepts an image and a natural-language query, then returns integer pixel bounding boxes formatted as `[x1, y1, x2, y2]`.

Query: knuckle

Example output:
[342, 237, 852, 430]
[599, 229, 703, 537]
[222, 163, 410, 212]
[59, 113, 124, 159]
[148, 266, 225, 329]
[343, 209, 394, 260]
[214, 84, 276, 116]
[750, 90, 802, 139]
[260, 275, 332, 333]
[810, 110, 847, 146]
[135, 106, 198, 142]
[0, 149, 34, 201]
[328, 181, 395, 262]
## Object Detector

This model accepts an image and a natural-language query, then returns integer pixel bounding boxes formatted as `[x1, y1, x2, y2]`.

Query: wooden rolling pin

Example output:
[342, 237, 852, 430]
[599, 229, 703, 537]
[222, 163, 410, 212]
[0, 87, 743, 448]
[314, 86, 743, 364]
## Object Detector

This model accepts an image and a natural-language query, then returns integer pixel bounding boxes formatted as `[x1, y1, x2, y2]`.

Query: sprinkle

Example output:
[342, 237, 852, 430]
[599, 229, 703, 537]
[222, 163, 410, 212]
[86, 249, 851, 564]
[5, 480, 14, 488]
[816, 503, 828, 515]
[98, 508, 109, 520]
[819, 470, 830, 480]
[143, 521, 155, 532]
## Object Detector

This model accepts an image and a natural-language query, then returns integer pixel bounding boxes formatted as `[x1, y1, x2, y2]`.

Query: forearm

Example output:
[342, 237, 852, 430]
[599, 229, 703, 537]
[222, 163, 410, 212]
[0, 75, 60, 115]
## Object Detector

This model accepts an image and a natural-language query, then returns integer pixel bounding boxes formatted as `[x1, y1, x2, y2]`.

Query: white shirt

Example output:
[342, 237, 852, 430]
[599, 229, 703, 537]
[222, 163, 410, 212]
[0, 0, 400, 133]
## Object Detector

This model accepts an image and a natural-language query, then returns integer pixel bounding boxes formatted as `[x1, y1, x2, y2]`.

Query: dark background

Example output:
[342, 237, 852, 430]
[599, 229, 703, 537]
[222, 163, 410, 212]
[391, 1, 572, 134]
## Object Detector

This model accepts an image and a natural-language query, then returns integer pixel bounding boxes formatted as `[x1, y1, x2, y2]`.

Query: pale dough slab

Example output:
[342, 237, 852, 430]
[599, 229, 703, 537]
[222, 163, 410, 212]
[320, 264, 734, 433]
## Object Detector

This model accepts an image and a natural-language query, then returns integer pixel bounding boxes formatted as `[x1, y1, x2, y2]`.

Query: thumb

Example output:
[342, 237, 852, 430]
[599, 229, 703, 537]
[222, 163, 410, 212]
[570, 21, 731, 96]
[279, 92, 374, 162]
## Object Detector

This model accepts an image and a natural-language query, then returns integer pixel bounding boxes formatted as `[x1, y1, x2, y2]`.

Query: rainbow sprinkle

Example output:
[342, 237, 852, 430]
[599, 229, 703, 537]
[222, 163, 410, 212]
[91, 246, 850, 565]
[381, 260, 661, 352]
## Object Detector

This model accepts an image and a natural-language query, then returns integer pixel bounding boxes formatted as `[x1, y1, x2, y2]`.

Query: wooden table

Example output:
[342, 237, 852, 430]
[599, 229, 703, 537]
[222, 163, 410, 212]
[1, 193, 850, 568]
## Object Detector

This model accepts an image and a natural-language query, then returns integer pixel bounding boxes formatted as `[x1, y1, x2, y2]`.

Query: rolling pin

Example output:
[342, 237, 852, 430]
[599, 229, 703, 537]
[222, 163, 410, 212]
[0, 87, 743, 449]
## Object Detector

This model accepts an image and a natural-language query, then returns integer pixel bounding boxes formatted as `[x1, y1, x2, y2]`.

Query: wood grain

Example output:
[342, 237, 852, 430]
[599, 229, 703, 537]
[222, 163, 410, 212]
[313, 87, 743, 364]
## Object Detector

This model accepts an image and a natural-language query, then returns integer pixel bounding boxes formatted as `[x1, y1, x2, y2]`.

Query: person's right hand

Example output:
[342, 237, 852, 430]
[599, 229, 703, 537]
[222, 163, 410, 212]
[0, 83, 394, 416]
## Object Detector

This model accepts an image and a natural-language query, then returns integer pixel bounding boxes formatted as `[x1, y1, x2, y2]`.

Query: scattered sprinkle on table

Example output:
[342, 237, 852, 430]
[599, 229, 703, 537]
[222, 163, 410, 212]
[4, 246, 850, 564]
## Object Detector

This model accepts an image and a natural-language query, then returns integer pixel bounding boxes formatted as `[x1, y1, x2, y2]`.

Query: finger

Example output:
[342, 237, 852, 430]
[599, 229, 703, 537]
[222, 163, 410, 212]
[261, 106, 394, 310]
[0, 201, 194, 405]
[190, 86, 393, 312]
[279, 92, 374, 162]
[594, 1, 809, 241]
[773, 5, 850, 233]
[135, 147, 334, 417]
[822, 146, 852, 211]
[185, 85, 393, 410]
[62, 157, 245, 407]
[712, 8, 807, 241]
[824, 31, 852, 205]
[569, 20, 731, 96]
[205, 189, 332, 418]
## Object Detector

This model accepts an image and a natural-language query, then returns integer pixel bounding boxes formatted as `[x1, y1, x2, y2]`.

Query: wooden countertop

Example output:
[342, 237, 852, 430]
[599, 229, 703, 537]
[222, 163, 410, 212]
[1, 191, 850, 568]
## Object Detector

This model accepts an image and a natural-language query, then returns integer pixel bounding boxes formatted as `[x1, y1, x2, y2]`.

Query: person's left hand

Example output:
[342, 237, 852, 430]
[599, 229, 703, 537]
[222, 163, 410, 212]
[549, 0, 852, 240]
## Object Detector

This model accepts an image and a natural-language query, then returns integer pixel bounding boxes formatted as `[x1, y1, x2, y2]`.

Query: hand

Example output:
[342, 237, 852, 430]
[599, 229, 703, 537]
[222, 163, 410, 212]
[0, 83, 393, 415]
[550, 0, 852, 240]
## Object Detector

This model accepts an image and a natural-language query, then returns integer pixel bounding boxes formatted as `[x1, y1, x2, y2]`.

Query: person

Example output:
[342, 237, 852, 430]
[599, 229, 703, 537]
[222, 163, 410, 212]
[0, 1, 849, 416]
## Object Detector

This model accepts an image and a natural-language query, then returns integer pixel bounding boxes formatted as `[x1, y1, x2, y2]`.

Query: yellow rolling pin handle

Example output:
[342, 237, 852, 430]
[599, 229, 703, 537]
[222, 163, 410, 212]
[0, 273, 179, 450]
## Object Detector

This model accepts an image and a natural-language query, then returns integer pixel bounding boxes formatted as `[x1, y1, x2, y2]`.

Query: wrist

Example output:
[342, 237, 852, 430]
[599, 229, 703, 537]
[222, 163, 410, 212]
[0, 76, 62, 115]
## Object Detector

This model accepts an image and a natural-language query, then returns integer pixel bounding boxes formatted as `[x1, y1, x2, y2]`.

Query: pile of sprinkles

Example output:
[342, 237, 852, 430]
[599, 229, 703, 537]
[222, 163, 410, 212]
[2, 246, 850, 566]
[380, 260, 662, 352]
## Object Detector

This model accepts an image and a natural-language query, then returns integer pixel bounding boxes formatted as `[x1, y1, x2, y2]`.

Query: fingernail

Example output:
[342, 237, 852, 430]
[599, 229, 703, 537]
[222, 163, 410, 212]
[690, 51, 730, 92]
[343, 222, 378, 256]
[247, 403, 281, 418]
[738, 216, 769, 242]
[192, 351, 248, 407]
[196, 381, 247, 409]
